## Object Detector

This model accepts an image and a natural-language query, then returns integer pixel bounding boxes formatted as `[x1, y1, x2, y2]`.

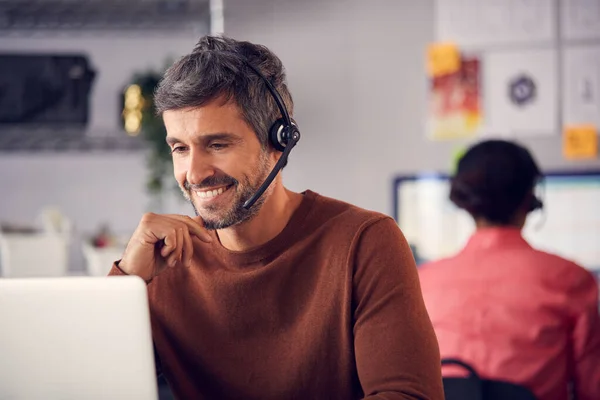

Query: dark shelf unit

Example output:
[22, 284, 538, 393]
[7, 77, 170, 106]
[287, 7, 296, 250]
[0, 0, 209, 33]
[0, 127, 147, 152]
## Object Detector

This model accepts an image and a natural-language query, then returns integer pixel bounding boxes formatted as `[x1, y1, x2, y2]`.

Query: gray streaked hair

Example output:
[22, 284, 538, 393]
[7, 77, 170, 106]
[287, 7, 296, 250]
[154, 35, 294, 149]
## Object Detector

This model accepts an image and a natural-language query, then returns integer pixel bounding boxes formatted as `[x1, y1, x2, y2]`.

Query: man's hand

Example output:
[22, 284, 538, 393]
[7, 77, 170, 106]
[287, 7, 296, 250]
[118, 213, 212, 282]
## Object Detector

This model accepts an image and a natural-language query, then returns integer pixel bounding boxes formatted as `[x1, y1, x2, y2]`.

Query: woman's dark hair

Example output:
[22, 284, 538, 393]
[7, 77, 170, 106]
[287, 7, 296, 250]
[449, 140, 541, 224]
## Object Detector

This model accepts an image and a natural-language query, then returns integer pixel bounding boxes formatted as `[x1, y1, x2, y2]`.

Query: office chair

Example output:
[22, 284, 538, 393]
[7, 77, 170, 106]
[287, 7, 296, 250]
[441, 358, 537, 400]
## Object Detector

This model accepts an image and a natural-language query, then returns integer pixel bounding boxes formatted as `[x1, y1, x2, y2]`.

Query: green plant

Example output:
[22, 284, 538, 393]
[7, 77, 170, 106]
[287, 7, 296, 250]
[124, 71, 175, 196]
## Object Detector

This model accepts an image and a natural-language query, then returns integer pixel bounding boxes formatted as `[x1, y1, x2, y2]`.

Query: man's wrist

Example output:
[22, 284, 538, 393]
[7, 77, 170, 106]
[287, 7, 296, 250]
[116, 259, 153, 284]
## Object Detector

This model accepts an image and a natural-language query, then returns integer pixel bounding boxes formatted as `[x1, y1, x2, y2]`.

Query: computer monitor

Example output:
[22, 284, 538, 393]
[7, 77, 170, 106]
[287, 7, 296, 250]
[0, 276, 158, 400]
[392, 170, 600, 271]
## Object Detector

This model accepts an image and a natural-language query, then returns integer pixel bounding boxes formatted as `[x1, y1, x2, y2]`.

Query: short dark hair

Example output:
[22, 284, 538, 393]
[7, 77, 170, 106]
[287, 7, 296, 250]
[449, 140, 541, 224]
[154, 35, 293, 149]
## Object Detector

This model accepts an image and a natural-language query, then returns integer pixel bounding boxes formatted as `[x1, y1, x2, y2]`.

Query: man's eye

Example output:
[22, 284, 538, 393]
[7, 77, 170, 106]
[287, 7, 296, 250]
[170, 146, 187, 154]
[209, 143, 228, 150]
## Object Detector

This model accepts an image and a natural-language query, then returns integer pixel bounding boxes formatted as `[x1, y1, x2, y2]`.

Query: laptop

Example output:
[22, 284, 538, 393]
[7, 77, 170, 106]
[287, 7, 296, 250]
[0, 276, 158, 400]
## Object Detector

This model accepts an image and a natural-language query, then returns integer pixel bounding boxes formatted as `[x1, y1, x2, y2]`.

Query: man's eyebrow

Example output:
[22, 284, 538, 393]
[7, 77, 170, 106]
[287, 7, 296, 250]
[165, 133, 241, 146]
[166, 136, 181, 146]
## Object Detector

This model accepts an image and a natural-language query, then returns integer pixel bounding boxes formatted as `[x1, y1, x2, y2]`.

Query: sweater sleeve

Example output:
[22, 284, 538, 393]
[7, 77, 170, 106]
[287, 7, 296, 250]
[108, 260, 162, 378]
[107, 261, 127, 276]
[108, 261, 155, 284]
[352, 217, 444, 400]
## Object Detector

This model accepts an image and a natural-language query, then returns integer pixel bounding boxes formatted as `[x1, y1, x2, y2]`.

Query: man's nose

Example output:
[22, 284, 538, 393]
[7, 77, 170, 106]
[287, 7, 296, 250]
[185, 151, 215, 186]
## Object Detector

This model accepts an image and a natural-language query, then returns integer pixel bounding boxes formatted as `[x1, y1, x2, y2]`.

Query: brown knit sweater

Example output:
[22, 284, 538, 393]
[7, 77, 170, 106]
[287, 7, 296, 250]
[109, 190, 443, 399]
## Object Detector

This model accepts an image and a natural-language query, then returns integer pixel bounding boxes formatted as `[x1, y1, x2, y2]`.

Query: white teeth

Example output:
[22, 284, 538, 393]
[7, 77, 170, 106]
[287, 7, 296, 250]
[196, 186, 227, 199]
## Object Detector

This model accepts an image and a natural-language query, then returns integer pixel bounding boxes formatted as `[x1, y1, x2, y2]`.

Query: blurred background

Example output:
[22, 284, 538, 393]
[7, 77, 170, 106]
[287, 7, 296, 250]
[0, 0, 207, 276]
[0, 0, 598, 283]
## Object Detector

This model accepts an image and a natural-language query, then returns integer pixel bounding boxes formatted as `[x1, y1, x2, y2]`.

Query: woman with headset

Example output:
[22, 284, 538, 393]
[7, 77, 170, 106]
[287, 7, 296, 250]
[418, 140, 600, 400]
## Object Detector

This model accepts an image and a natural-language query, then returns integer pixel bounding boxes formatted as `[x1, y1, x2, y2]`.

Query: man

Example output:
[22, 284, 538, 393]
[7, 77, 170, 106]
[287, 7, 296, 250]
[109, 35, 443, 399]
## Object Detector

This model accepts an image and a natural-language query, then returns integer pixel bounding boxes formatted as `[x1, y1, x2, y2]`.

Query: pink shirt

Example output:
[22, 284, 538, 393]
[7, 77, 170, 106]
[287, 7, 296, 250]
[419, 227, 600, 400]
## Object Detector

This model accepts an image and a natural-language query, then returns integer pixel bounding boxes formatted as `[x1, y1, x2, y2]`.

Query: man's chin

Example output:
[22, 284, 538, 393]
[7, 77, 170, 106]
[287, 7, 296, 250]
[187, 188, 264, 230]
[198, 206, 258, 231]
[195, 207, 239, 231]
[200, 211, 249, 230]
[202, 219, 235, 231]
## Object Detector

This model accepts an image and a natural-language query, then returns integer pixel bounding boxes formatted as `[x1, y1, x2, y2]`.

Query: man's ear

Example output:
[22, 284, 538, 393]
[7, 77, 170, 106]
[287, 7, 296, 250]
[267, 146, 282, 163]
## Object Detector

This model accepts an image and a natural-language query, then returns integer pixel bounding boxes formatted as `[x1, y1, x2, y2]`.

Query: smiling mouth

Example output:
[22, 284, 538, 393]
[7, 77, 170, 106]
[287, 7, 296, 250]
[194, 184, 234, 200]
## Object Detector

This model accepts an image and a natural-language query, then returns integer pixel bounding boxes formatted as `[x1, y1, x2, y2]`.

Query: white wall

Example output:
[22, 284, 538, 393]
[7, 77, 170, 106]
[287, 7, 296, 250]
[0, 153, 148, 233]
[224, 0, 600, 215]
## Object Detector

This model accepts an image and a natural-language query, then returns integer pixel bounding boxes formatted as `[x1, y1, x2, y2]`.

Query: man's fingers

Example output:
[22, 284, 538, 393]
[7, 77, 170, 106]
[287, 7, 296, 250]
[182, 230, 194, 267]
[166, 251, 178, 268]
[160, 231, 177, 258]
[175, 228, 184, 263]
[122, 212, 210, 281]
[165, 214, 212, 243]
[191, 216, 204, 225]
[164, 228, 183, 267]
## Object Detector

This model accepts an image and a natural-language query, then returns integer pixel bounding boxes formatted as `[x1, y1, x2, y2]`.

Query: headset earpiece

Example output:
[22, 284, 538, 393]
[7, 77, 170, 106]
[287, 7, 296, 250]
[241, 60, 301, 209]
[528, 175, 544, 213]
[529, 196, 543, 212]
[269, 118, 299, 152]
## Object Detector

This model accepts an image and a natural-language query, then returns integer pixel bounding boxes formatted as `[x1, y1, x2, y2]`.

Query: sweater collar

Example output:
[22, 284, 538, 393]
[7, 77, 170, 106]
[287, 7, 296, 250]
[209, 190, 318, 266]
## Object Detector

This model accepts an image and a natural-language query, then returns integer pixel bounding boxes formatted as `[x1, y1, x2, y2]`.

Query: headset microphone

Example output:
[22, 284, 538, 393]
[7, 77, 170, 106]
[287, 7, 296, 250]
[243, 131, 299, 209]
[242, 62, 300, 210]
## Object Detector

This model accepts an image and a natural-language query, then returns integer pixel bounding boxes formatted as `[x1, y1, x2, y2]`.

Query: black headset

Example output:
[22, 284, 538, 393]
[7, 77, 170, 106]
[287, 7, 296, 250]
[529, 193, 543, 212]
[516, 146, 544, 213]
[241, 62, 301, 210]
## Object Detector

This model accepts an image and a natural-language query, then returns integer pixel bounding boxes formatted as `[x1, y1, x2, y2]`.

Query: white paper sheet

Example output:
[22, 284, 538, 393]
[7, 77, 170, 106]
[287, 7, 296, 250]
[483, 48, 559, 137]
[436, 0, 556, 47]
[561, 0, 600, 40]
[563, 45, 600, 126]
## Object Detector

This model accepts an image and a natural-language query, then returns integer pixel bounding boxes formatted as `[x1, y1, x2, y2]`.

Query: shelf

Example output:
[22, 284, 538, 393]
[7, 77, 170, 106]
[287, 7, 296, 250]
[0, 127, 147, 152]
[0, 0, 209, 33]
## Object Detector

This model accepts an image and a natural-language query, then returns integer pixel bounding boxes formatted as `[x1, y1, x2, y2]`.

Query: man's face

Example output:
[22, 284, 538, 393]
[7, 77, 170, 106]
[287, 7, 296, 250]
[163, 98, 276, 230]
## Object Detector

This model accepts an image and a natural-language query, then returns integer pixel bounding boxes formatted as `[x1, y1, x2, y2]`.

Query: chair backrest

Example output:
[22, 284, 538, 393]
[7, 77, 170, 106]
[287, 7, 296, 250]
[441, 358, 538, 400]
